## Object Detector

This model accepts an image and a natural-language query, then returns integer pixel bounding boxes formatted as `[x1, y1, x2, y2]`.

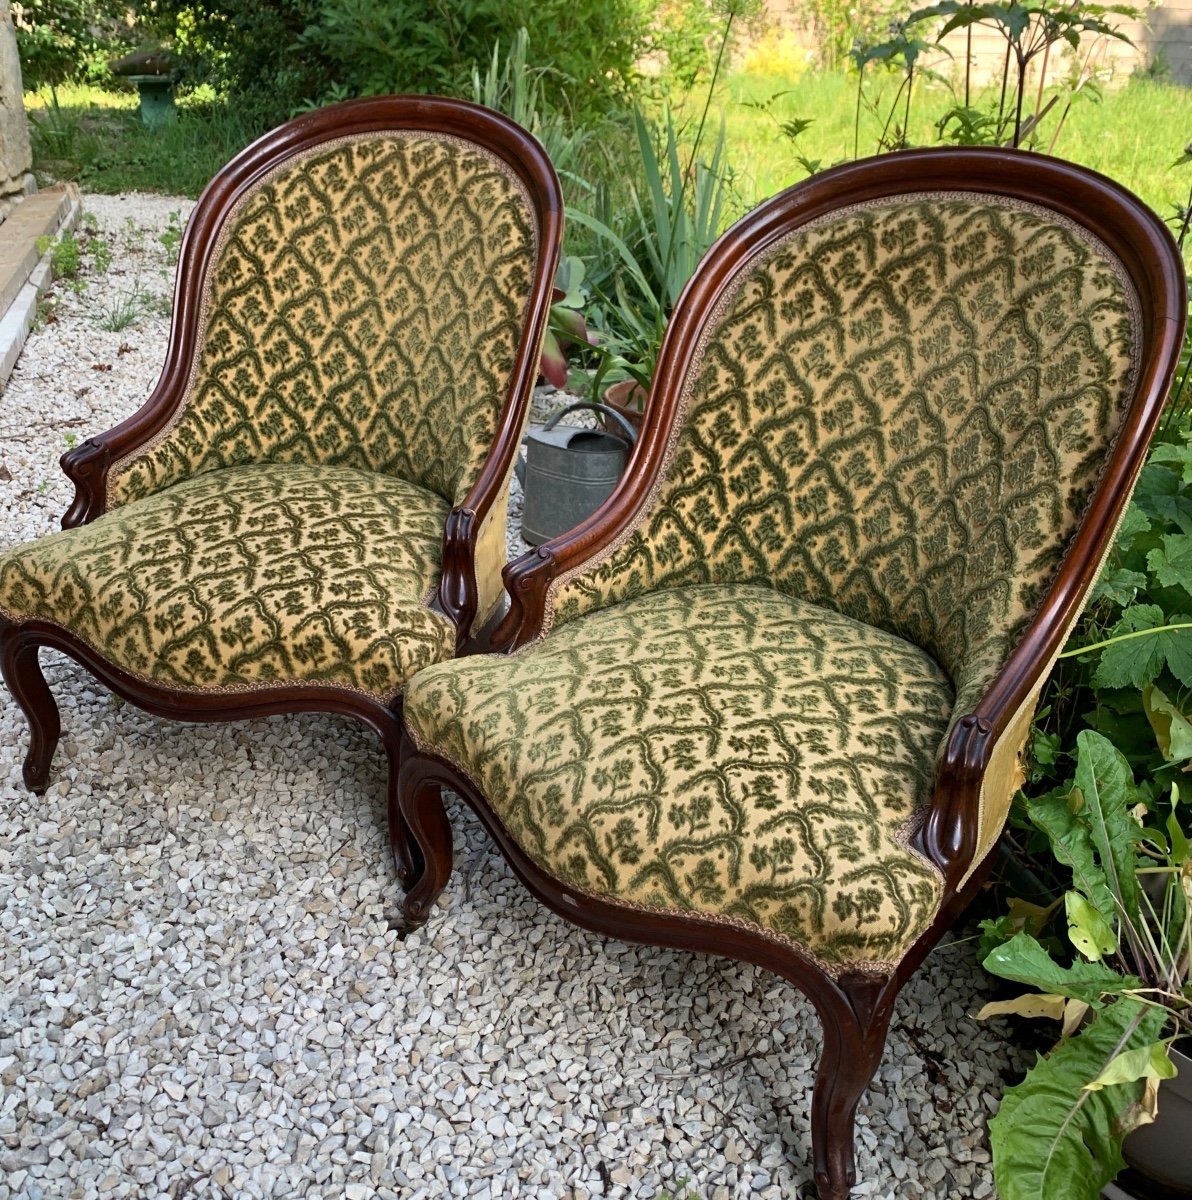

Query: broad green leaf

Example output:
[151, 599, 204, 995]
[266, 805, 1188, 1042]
[1074, 730, 1143, 930]
[1113, 502, 1153, 554]
[1092, 605, 1192, 690]
[983, 933, 1142, 1005]
[1147, 438, 1192, 485]
[977, 993, 1066, 1021]
[991, 997, 1166, 1200]
[1147, 533, 1192, 593]
[1142, 684, 1192, 764]
[1090, 567, 1147, 607]
[1064, 891, 1117, 961]
[1085, 1040, 1176, 1092]
[1026, 790, 1114, 922]
[1133, 464, 1192, 535]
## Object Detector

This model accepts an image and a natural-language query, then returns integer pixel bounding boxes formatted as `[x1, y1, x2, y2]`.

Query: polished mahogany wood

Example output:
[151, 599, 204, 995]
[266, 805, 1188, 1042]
[398, 148, 1187, 1198]
[2, 95, 564, 884]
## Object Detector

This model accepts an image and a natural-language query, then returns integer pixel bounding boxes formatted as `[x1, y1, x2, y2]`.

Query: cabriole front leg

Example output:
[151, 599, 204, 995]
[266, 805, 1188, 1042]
[0, 623, 62, 794]
[810, 975, 895, 1200]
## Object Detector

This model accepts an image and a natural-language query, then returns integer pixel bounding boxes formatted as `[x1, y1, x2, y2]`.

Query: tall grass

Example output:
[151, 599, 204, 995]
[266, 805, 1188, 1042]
[716, 71, 1192, 218]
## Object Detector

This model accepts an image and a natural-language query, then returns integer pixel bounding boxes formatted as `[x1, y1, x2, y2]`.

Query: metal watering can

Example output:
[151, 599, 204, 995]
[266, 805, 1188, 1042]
[515, 401, 637, 546]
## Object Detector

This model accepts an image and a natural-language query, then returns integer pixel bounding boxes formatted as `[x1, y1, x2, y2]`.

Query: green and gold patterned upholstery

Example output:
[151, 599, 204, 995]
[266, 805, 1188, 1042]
[548, 197, 1137, 722]
[108, 133, 537, 511]
[0, 464, 454, 700]
[402, 191, 1143, 972]
[406, 584, 953, 967]
[0, 125, 546, 699]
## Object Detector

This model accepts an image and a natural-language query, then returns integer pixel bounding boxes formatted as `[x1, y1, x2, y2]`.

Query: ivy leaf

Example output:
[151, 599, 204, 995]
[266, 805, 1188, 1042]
[983, 933, 1141, 1005]
[1142, 684, 1192, 764]
[1065, 891, 1117, 961]
[990, 998, 1167, 1200]
[1073, 730, 1143, 930]
[1092, 604, 1192, 690]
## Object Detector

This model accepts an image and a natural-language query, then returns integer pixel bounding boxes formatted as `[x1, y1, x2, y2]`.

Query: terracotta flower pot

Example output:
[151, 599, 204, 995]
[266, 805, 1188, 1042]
[599, 379, 648, 437]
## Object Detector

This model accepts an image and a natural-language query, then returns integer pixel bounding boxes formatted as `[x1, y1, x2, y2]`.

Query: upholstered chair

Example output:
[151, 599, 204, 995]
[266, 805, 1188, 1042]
[393, 150, 1185, 1197]
[0, 96, 562, 880]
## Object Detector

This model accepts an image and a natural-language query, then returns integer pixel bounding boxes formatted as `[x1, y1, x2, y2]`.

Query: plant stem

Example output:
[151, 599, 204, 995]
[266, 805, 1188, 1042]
[1058, 623, 1192, 659]
[996, 39, 1012, 139]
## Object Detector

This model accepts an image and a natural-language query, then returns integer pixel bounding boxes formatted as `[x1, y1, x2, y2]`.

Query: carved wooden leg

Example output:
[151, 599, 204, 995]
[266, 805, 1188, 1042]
[397, 735, 454, 930]
[0, 625, 61, 795]
[382, 721, 422, 890]
[810, 975, 896, 1200]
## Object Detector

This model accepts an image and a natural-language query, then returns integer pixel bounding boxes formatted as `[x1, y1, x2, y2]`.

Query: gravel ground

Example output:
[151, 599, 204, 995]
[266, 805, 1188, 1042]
[0, 193, 1026, 1200]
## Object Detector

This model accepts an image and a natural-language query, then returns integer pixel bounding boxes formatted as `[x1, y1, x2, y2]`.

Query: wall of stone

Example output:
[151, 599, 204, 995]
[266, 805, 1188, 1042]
[0, 0, 33, 224]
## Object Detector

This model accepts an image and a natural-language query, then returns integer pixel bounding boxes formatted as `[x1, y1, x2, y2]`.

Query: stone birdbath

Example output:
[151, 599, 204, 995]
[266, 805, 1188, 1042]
[109, 50, 176, 128]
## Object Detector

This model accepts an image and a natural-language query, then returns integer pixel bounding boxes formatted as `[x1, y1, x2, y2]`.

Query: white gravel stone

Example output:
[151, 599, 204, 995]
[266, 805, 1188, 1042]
[0, 191, 1028, 1200]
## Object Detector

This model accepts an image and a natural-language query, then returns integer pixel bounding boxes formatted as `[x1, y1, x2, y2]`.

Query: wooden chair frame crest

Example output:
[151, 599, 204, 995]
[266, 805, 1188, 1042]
[1, 96, 564, 886]
[395, 149, 1187, 1198]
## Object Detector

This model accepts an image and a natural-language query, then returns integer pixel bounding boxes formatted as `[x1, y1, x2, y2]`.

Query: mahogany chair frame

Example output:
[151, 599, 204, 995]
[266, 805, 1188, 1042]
[0, 95, 563, 884]
[395, 149, 1187, 1198]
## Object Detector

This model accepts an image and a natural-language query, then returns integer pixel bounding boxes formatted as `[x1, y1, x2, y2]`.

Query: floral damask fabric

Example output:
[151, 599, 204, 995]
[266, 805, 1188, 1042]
[107, 133, 537, 510]
[405, 584, 954, 969]
[549, 196, 1139, 723]
[0, 464, 455, 700]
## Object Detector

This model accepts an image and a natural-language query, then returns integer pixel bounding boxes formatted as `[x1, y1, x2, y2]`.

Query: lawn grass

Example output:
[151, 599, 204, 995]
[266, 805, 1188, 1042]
[24, 71, 1192, 223]
[24, 84, 266, 198]
[709, 70, 1192, 220]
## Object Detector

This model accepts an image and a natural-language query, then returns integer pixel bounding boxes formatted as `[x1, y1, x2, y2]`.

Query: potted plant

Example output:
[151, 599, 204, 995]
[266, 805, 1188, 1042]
[977, 727, 1192, 1199]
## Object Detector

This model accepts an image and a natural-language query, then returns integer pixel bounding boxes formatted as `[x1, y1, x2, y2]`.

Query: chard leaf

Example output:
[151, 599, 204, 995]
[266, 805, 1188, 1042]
[983, 933, 1141, 1005]
[991, 998, 1167, 1200]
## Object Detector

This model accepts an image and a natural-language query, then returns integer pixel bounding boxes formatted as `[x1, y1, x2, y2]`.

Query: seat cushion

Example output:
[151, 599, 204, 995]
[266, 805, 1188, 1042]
[0, 463, 455, 701]
[404, 583, 955, 970]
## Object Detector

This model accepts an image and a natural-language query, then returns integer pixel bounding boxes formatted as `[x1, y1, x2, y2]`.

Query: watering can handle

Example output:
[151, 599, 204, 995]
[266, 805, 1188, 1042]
[542, 401, 638, 444]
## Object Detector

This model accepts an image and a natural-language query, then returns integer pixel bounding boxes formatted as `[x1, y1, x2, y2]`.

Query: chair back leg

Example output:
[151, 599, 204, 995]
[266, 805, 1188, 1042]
[0, 624, 61, 794]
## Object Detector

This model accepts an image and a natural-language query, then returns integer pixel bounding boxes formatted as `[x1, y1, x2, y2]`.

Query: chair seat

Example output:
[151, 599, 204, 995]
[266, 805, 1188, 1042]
[0, 463, 456, 701]
[404, 583, 956, 968]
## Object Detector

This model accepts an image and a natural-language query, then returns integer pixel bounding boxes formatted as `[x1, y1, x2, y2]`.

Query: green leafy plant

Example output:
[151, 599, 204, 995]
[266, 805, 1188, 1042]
[158, 210, 184, 266]
[565, 6, 739, 399]
[540, 257, 594, 390]
[905, 0, 1134, 149]
[36, 230, 80, 284]
[978, 730, 1190, 1200]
